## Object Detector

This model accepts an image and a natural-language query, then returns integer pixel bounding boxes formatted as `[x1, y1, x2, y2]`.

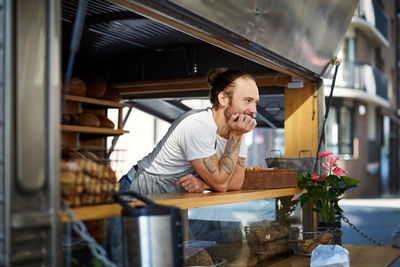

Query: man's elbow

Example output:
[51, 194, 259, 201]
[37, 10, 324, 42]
[212, 184, 228, 192]
[229, 185, 242, 191]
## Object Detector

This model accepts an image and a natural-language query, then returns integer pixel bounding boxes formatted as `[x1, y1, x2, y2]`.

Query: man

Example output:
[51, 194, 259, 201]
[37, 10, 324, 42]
[121, 68, 259, 194]
[111, 68, 259, 263]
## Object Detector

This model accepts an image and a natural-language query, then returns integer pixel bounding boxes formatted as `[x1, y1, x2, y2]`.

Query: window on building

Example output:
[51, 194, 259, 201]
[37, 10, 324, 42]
[326, 105, 354, 155]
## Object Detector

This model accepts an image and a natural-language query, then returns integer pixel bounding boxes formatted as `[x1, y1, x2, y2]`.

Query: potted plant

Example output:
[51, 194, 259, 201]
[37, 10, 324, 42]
[297, 151, 361, 225]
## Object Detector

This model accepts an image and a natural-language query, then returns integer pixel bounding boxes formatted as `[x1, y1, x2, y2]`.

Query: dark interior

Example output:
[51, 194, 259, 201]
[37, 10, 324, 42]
[62, 0, 285, 128]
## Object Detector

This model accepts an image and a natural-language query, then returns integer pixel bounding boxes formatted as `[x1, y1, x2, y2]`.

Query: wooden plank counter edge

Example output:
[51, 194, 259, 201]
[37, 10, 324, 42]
[61, 187, 302, 222]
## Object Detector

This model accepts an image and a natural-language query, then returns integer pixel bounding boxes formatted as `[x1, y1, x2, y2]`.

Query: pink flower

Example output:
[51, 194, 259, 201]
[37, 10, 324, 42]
[322, 162, 330, 170]
[332, 167, 343, 176]
[319, 151, 333, 159]
[332, 167, 349, 177]
[311, 174, 320, 180]
[291, 196, 298, 201]
[327, 156, 339, 166]
[323, 156, 340, 172]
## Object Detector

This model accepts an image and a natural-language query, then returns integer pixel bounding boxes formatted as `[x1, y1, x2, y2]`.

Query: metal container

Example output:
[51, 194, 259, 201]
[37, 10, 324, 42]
[265, 150, 320, 175]
[114, 191, 183, 267]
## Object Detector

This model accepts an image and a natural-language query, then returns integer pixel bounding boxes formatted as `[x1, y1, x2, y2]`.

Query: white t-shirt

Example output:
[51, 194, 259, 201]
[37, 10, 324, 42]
[136, 108, 247, 175]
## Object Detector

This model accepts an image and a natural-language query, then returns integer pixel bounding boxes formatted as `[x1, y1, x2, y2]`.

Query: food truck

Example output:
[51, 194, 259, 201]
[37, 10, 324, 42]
[4, 0, 399, 266]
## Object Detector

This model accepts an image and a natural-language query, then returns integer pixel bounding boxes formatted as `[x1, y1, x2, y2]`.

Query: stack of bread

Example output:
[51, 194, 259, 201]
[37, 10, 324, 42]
[63, 75, 121, 101]
[61, 147, 118, 207]
[61, 75, 121, 128]
[62, 112, 115, 129]
[245, 221, 291, 265]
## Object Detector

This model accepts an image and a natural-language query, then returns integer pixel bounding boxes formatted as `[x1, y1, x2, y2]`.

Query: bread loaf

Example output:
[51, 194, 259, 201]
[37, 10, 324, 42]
[65, 77, 87, 96]
[184, 249, 214, 266]
[79, 112, 100, 127]
[82, 151, 101, 162]
[69, 114, 80, 126]
[62, 114, 71, 125]
[85, 75, 107, 98]
[63, 195, 81, 206]
[97, 115, 115, 128]
[101, 90, 121, 102]
[62, 147, 85, 160]
[61, 171, 84, 195]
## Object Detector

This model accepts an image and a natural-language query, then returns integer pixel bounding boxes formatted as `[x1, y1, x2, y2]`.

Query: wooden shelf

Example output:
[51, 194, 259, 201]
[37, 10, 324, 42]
[65, 95, 130, 108]
[61, 125, 129, 135]
[61, 187, 302, 222]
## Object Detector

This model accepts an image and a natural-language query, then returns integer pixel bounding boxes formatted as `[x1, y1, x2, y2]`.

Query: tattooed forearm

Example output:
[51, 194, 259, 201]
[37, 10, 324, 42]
[226, 136, 241, 154]
[220, 156, 234, 174]
[237, 157, 246, 168]
[203, 156, 217, 173]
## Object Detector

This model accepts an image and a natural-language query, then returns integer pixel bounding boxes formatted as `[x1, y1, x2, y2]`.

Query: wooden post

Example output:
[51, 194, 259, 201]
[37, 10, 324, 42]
[284, 82, 319, 228]
[118, 107, 123, 130]
[284, 82, 319, 157]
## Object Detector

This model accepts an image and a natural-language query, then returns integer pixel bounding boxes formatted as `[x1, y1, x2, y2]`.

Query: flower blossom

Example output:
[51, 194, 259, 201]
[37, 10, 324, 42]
[323, 156, 339, 171]
[319, 151, 333, 159]
[332, 167, 349, 177]
[311, 174, 320, 180]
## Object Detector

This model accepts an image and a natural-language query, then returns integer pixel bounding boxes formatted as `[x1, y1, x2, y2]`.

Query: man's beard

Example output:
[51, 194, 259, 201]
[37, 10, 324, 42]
[224, 105, 232, 123]
[223, 104, 253, 123]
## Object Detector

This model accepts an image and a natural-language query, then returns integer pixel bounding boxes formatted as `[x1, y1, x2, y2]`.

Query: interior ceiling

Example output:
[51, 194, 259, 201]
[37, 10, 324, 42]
[62, 0, 285, 128]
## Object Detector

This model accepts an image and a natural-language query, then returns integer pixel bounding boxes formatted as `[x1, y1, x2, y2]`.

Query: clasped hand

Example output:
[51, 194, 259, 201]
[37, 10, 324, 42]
[228, 113, 257, 135]
[174, 174, 210, 193]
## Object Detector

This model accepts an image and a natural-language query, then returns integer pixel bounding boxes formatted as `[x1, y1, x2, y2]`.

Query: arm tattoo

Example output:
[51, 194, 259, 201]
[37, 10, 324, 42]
[203, 156, 217, 174]
[237, 157, 246, 169]
[226, 136, 241, 154]
[220, 156, 234, 174]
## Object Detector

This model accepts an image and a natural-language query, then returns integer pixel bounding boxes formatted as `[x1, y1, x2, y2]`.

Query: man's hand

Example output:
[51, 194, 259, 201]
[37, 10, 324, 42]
[228, 113, 257, 135]
[174, 174, 210, 193]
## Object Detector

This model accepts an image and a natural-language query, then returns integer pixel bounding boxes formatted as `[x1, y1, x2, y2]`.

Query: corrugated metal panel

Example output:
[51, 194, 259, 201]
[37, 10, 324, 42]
[0, 0, 5, 265]
[63, 0, 201, 59]
[168, 0, 358, 77]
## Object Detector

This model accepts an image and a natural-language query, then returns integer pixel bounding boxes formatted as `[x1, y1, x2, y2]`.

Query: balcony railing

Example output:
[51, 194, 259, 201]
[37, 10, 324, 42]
[356, 0, 388, 41]
[335, 61, 389, 101]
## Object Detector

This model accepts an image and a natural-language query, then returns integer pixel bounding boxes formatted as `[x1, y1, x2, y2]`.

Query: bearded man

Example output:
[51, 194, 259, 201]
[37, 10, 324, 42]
[120, 68, 259, 194]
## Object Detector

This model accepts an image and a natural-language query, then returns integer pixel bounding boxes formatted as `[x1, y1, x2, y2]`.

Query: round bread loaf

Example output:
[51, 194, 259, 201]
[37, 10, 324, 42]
[101, 90, 121, 102]
[79, 112, 100, 127]
[65, 77, 87, 96]
[85, 75, 107, 98]
[97, 115, 115, 128]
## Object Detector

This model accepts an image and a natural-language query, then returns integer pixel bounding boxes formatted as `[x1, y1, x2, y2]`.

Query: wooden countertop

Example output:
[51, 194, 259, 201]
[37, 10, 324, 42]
[61, 187, 301, 222]
[269, 245, 400, 267]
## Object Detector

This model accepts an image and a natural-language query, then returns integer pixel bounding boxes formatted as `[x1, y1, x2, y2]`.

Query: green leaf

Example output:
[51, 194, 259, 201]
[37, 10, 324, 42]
[342, 176, 360, 185]
[299, 194, 310, 207]
[91, 258, 104, 267]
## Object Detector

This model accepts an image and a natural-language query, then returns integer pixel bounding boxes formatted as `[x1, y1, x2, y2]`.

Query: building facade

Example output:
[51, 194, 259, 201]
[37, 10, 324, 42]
[324, 0, 400, 197]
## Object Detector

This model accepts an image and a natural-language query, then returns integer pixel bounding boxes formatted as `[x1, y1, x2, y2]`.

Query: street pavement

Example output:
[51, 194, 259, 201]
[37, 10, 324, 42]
[340, 198, 400, 266]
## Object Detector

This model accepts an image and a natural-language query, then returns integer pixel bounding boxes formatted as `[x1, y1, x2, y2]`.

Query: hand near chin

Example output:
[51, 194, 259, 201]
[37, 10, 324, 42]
[228, 113, 257, 135]
[174, 174, 210, 193]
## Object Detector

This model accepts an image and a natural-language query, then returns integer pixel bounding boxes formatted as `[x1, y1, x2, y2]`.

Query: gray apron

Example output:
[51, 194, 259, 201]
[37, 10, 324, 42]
[127, 108, 208, 195]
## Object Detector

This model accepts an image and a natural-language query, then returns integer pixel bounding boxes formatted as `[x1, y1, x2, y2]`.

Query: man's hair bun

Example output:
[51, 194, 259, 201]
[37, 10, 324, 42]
[207, 68, 228, 87]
